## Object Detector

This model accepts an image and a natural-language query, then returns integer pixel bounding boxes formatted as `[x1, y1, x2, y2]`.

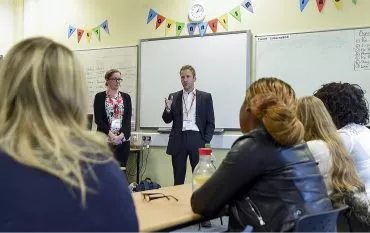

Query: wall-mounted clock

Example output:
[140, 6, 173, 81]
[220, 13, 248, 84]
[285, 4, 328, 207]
[188, 2, 206, 22]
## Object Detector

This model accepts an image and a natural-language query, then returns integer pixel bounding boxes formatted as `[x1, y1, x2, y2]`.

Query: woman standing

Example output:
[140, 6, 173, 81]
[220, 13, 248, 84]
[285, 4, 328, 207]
[94, 69, 132, 167]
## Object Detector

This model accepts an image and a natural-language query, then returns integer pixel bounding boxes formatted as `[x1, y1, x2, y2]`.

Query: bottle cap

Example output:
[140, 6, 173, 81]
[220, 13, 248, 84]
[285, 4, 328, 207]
[205, 143, 211, 148]
[199, 148, 212, 156]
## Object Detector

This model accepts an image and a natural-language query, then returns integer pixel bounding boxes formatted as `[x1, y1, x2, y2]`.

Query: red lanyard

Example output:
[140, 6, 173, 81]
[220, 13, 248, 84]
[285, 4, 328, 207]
[183, 90, 196, 117]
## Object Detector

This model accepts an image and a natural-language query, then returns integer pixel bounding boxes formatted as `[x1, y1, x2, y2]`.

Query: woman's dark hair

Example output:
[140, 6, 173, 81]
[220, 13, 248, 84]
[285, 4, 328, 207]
[314, 82, 369, 129]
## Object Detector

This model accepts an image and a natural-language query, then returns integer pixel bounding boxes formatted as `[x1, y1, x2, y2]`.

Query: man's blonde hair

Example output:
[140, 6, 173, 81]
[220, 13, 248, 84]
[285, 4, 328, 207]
[0, 37, 112, 204]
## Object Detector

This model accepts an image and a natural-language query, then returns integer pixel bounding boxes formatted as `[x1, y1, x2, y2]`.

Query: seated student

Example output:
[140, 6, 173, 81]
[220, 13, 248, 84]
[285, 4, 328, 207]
[296, 96, 370, 227]
[314, 82, 370, 196]
[191, 77, 332, 232]
[0, 37, 139, 231]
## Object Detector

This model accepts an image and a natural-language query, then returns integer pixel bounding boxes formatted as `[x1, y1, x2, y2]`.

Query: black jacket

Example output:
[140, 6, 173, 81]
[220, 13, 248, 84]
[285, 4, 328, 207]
[93, 91, 132, 140]
[162, 90, 215, 155]
[191, 127, 332, 232]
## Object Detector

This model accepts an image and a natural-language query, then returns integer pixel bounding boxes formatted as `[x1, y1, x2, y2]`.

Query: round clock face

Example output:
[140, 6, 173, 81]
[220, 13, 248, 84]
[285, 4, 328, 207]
[188, 3, 206, 22]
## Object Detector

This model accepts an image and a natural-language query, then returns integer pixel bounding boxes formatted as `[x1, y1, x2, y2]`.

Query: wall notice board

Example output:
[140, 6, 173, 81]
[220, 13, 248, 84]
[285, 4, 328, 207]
[256, 27, 370, 104]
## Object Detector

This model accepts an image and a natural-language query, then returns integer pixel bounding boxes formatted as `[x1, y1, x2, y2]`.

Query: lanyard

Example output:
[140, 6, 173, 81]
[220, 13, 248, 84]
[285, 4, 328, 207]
[183, 90, 196, 118]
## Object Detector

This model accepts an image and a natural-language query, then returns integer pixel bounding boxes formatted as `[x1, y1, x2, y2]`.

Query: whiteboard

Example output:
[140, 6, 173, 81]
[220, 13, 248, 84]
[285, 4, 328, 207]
[75, 46, 137, 129]
[256, 28, 370, 105]
[140, 31, 251, 129]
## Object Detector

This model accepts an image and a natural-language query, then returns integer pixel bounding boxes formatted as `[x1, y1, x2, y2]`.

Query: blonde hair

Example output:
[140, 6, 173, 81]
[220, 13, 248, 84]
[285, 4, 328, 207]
[296, 96, 364, 194]
[245, 77, 304, 146]
[0, 37, 112, 204]
[179, 65, 196, 77]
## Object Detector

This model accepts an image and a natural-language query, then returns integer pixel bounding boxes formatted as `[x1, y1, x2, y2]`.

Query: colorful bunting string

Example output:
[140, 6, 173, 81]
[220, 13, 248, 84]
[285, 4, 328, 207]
[146, 1, 253, 37]
[301, 0, 358, 12]
[67, 20, 110, 43]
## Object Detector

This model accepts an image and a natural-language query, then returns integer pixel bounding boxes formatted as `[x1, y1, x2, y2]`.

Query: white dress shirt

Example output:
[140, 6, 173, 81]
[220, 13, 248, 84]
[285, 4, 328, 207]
[182, 89, 199, 131]
[338, 123, 370, 196]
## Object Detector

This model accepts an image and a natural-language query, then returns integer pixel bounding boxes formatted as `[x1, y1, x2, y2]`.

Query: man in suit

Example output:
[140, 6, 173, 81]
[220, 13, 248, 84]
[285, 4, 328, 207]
[162, 65, 215, 185]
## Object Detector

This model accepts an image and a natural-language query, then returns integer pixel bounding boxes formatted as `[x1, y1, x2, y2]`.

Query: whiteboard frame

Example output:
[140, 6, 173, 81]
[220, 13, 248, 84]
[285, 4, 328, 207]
[74, 45, 139, 130]
[138, 30, 252, 130]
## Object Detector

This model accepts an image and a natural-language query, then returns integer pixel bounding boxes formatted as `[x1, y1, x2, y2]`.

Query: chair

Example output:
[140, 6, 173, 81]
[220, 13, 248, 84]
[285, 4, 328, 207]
[294, 206, 348, 232]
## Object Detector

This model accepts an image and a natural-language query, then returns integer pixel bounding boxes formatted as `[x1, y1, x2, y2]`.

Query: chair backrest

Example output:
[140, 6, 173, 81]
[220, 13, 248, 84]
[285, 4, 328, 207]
[87, 114, 93, 130]
[294, 206, 348, 232]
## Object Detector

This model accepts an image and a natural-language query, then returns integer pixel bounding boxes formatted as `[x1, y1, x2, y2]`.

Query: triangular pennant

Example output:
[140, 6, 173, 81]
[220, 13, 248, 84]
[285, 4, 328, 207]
[187, 23, 197, 36]
[147, 8, 157, 24]
[352, 0, 357, 4]
[93, 26, 101, 41]
[241, 0, 254, 13]
[333, 0, 342, 10]
[316, 0, 326, 12]
[300, 0, 309, 12]
[229, 6, 242, 22]
[165, 19, 175, 36]
[100, 20, 109, 34]
[155, 14, 166, 29]
[77, 29, 84, 43]
[198, 22, 208, 37]
[218, 14, 228, 31]
[67, 25, 76, 39]
[176, 22, 185, 36]
[86, 29, 92, 43]
[208, 19, 218, 33]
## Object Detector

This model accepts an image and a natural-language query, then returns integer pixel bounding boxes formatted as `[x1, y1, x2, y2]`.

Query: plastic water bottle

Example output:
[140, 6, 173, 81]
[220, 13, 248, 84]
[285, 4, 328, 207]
[205, 143, 216, 168]
[192, 148, 216, 191]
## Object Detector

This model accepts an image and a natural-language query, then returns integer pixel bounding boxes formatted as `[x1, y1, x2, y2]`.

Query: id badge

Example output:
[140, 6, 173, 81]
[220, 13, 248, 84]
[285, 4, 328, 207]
[111, 119, 121, 131]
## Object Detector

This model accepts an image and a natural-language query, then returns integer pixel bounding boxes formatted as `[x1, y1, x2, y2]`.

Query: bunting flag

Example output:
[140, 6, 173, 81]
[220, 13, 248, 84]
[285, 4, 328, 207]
[353, 0, 357, 4]
[198, 22, 208, 37]
[333, 0, 343, 9]
[230, 6, 242, 22]
[93, 26, 101, 41]
[67, 25, 76, 38]
[316, 0, 326, 12]
[218, 14, 229, 31]
[68, 20, 109, 43]
[208, 19, 218, 33]
[77, 29, 84, 43]
[155, 14, 166, 29]
[300, 0, 309, 12]
[241, 0, 254, 13]
[176, 22, 185, 36]
[165, 19, 175, 35]
[187, 23, 197, 36]
[86, 30, 92, 43]
[147, 8, 157, 24]
[101, 19, 109, 34]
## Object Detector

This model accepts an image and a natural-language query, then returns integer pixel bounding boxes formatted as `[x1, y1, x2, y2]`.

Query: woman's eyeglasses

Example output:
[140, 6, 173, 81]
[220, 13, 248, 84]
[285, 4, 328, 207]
[109, 78, 123, 82]
[141, 192, 179, 202]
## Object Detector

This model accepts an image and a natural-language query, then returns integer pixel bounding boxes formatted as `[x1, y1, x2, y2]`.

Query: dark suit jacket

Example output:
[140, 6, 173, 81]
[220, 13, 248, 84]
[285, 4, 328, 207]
[162, 90, 215, 155]
[94, 91, 132, 140]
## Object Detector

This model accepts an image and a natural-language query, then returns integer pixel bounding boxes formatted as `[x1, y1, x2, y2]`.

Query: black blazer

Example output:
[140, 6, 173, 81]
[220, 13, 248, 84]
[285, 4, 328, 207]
[162, 90, 215, 155]
[94, 91, 132, 140]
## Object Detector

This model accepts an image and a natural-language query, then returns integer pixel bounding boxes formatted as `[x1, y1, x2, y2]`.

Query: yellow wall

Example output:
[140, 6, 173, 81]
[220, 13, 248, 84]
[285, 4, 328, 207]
[4, 0, 370, 186]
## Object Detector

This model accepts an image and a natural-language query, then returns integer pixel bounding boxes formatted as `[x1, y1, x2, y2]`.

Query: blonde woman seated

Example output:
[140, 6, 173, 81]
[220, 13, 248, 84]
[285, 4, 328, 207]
[0, 38, 138, 231]
[296, 96, 370, 229]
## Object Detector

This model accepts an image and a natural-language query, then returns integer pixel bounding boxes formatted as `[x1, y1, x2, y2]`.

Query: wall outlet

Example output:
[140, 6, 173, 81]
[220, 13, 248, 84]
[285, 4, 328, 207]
[142, 135, 152, 147]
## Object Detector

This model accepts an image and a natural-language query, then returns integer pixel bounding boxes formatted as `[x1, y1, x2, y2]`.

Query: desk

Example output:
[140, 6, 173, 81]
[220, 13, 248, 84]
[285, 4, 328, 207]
[133, 184, 201, 232]
[130, 148, 142, 183]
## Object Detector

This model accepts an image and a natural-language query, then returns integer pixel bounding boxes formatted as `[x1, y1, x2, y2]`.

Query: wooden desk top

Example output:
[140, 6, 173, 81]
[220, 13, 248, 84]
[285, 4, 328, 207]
[133, 184, 201, 232]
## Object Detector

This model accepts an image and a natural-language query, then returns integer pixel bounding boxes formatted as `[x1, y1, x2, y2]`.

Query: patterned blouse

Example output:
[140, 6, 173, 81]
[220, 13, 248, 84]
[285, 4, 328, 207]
[105, 91, 124, 135]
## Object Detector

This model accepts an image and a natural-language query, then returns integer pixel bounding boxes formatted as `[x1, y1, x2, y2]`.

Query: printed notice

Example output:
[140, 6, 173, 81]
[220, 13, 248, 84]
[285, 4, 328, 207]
[354, 29, 370, 71]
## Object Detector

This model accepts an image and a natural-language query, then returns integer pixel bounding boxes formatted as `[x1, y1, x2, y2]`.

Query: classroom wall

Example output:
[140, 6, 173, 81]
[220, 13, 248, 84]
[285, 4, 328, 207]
[11, 0, 370, 186]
